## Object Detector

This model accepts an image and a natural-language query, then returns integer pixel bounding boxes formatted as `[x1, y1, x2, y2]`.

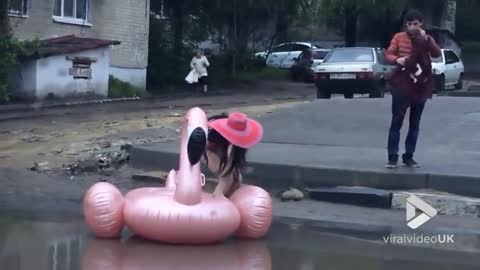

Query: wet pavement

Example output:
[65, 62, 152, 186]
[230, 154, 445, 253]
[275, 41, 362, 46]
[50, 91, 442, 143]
[1, 216, 480, 270]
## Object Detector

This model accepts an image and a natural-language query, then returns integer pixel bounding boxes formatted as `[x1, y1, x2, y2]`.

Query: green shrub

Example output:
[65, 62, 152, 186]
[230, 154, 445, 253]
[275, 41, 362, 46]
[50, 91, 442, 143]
[0, 34, 39, 103]
[108, 76, 149, 98]
[236, 67, 289, 84]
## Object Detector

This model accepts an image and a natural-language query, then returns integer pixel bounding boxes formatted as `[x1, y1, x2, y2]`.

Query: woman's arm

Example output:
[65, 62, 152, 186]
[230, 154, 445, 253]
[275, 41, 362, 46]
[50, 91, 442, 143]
[213, 170, 243, 197]
[213, 174, 235, 197]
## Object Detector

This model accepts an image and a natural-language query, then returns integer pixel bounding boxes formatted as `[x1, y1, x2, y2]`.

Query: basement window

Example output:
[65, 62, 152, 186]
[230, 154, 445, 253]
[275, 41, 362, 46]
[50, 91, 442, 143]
[67, 56, 96, 79]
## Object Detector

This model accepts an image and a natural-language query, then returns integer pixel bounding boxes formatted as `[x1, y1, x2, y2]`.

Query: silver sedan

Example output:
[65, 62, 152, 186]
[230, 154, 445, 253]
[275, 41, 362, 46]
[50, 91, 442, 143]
[313, 47, 395, 99]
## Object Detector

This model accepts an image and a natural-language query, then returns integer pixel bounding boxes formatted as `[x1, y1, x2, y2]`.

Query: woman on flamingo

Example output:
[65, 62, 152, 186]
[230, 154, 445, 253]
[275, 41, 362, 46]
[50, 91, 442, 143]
[203, 112, 264, 198]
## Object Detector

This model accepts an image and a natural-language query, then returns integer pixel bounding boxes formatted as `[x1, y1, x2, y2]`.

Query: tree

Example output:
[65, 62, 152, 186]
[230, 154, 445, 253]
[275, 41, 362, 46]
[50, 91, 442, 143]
[0, 0, 8, 35]
[322, 0, 403, 47]
[197, 0, 306, 75]
[0, 0, 14, 101]
[456, 0, 480, 41]
[357, 0, 408, 48]
[147, 0, 307, 89]
[0, 1, 42, 101]
[322, 0, 452, 47]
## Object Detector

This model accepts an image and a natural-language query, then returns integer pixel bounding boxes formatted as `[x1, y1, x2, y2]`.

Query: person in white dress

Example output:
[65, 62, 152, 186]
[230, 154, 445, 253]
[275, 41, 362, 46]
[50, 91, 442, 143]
[190, 49, 210, 93]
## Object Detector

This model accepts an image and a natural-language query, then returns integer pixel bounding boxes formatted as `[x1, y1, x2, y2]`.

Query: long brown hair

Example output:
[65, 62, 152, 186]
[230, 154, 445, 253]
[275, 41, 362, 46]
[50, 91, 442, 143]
[204, 113, 247, 182]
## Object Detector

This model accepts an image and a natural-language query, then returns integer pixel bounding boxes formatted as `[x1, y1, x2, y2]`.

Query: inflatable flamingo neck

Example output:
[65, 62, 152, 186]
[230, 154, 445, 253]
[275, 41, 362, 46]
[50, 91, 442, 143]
[174, 107, 208, 205]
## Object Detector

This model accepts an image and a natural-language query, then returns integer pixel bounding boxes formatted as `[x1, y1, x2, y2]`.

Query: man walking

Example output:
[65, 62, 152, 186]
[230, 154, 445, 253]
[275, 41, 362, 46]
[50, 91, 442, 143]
[384, 9, 441, 168]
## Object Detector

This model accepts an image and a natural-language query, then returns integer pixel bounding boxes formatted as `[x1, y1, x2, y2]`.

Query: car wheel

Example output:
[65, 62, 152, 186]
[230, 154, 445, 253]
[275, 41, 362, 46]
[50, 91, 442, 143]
[436, 74, 445, 92]
[455, 73, 464, 90]
[369, 81, 385, 98]
[316, 86, 331, 99]
[344, 93, 354, 99]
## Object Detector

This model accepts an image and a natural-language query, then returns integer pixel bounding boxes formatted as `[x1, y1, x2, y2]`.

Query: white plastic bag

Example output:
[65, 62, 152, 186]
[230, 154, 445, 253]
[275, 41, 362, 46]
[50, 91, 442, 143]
[185, 69, 199, 84]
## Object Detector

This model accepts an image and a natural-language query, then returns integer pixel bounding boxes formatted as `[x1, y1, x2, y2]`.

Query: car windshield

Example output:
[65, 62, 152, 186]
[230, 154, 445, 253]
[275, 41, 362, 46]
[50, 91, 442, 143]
[324, 48, 374, 63]
[314, 50, 330, 60]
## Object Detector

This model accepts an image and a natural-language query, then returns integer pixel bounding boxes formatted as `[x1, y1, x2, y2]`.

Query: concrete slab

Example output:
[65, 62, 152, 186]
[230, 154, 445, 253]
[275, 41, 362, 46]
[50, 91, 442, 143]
[129, 96, 480, 197]
[308, 186, 392, 209]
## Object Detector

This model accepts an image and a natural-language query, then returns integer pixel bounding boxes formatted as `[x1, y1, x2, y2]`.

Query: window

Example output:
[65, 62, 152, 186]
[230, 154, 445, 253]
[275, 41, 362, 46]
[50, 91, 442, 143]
[8, 0, 28, 16]
[291, 44, 310, 52]
[300, 51, 309, 60]
[67, 56, 95, 79]
[324, 48, 374, 63]
[314, 50, 330, 60]
[272, 44, 291, 53]
[445, 50, 460, 64]
[53, 0, 91, 26]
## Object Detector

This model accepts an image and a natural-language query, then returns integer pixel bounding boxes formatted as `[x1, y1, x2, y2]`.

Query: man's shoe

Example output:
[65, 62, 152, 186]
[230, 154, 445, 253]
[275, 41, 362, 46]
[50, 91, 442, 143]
[385, 160, 398, 169]
[403, 158, 421, 168]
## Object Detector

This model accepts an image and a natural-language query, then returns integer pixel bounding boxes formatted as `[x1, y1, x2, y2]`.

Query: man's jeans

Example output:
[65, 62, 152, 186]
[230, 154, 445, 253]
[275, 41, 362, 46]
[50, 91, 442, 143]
[387, 92, 426, 161]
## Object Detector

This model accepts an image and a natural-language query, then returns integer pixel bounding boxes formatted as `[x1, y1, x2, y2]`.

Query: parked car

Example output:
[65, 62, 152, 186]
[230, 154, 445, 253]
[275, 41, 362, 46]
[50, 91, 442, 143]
[313, 47, 395, 99]
[290, 48, 331, 82]
[431, 49, 464, 92]
[255, 42, 318, 69]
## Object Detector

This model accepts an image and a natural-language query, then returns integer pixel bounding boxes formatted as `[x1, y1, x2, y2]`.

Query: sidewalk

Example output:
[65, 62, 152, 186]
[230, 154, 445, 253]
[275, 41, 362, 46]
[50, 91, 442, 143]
[0, 80, 310, 113]
[0, 81, 314, 122]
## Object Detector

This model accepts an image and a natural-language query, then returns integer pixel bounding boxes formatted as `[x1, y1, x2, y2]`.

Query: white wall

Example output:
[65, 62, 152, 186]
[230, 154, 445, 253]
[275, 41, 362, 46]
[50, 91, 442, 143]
[8, 60, 37, 99]
[34, 47, 110, 99]
[109, 66, 147, 89]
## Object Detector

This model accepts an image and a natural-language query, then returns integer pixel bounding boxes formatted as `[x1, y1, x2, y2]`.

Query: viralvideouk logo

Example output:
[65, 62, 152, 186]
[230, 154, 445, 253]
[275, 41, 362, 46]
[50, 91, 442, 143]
[406, 195, 438, 229]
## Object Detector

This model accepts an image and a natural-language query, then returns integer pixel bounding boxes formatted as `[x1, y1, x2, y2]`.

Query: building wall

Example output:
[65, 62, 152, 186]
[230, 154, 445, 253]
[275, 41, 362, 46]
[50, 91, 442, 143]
[9, 0, 150, 89]
[110, 66, 147, 89]
[8, 60, 37, 99]
[34, 48, 110, 99]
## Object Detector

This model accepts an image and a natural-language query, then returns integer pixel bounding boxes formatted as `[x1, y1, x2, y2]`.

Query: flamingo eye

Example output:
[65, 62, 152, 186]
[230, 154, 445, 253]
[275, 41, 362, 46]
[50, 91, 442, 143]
[187, 127, 206, 165]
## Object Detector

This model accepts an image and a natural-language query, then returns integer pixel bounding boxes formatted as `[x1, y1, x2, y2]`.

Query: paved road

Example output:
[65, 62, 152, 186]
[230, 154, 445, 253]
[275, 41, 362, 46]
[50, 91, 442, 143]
[131, 95, 480, 196]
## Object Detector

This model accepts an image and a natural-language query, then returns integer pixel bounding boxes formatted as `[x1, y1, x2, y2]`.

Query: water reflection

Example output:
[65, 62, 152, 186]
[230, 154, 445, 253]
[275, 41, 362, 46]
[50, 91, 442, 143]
[0, 218, 87, 270]
[2, 217, 480, 270]
[82, 238, 272, 270]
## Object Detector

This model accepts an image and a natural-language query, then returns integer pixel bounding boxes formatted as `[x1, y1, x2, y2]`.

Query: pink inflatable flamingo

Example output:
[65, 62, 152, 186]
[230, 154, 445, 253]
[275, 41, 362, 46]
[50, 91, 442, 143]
[83, 107, 272, 244]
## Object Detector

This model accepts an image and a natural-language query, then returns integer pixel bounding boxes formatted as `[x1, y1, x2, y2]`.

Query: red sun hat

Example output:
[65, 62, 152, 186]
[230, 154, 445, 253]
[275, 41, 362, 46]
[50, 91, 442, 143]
[208, 112, 264, 149]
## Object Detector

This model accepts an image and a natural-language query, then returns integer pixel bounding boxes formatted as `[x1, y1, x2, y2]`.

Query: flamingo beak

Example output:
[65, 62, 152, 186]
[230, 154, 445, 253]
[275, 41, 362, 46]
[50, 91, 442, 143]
[187, 126, 207, 165]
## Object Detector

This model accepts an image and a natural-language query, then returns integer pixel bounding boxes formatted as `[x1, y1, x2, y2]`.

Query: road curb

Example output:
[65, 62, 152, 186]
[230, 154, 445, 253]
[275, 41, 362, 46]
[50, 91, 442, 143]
[129, 144, 480, 198]
[128, 142, 480, 217]
[438, 91, 480, 97]
[130, 145, 480, 198]
[0, 96, 143, 113]
[0, 90, 238, 114]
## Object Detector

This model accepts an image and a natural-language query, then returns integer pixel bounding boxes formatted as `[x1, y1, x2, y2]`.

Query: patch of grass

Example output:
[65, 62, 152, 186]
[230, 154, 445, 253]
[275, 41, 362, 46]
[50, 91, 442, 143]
[108, 75, 149, 98]
[236, 67, 289, 84]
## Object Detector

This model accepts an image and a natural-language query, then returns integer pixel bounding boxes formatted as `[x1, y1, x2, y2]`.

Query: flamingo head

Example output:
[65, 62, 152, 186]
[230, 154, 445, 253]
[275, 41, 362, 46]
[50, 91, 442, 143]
[181, 107, 208, 166]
